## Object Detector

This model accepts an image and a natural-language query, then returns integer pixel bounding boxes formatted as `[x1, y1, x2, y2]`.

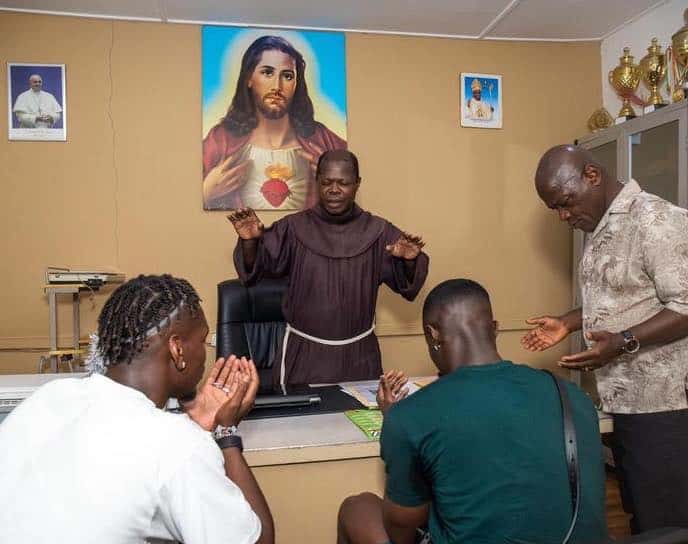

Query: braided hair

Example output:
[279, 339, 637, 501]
[96, 274, 202, 367]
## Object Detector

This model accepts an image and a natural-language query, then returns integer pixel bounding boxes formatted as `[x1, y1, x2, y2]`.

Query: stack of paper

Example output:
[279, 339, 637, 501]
[339, 380, 383, 408]
[339, 378, 432, 409]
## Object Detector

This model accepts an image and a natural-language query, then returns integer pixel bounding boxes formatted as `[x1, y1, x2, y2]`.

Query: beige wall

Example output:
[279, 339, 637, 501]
[0, 12, 602, 543]
[0, 12, 600, 377]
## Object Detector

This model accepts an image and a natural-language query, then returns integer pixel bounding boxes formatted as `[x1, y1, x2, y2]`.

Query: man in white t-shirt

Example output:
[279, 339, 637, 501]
[0, 274, 274, 544]
[13, 73, 62, 128]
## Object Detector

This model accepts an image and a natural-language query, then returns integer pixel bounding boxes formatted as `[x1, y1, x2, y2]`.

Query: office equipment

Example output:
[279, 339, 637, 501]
[41, 267, 124, 373]
[248, 382, 321, 410]
[254, 393, 321, 409]
[252, 382, 321, 409]
[46, 267, 125, 288]
[244, 385, 362, 420]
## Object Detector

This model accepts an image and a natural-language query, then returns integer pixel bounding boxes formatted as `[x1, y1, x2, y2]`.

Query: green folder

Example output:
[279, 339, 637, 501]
[345, 409, 384, 440]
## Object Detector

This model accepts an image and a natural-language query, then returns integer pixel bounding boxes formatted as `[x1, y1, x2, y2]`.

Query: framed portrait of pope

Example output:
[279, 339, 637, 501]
[460, 72, 502, 129]
[7, 63, 67, 141]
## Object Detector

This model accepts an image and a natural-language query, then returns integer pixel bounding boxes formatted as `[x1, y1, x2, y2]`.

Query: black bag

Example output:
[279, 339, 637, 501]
[544, 370, 580, 544]
[544, 371, 688, 544]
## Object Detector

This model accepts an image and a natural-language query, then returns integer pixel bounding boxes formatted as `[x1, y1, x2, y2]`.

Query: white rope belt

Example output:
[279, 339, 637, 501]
[279, 322, 375, 387]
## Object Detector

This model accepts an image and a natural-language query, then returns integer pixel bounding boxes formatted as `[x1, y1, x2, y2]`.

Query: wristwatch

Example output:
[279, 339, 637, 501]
[621, 330, 640, 354]
[213, 425, 243, 451]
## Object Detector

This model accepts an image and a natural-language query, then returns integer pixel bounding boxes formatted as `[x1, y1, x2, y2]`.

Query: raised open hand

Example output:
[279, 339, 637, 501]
[521, 315, 570, 352]
[234, 356, 260, 422]
[227, 208, 264, 240]
[376, 369, 409, 414]
[558, 330, 623, 372]
[385, 232, 425, 260]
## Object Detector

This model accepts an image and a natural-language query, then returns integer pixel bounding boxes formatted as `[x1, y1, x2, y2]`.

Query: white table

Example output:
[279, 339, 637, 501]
[242, 407, 613, 467]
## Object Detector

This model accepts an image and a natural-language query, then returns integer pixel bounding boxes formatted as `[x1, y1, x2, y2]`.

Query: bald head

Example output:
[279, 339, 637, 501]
[534, 144, 615, 233]
[535, 144, 603, 194]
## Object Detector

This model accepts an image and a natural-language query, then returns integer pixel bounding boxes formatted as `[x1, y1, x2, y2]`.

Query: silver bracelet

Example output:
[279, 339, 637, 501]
[213, 424, 238, 440]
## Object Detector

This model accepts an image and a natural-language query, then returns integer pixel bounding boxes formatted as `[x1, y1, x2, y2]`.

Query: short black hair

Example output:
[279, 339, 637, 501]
[96, 274, 202, 366]
[423, 279, 491, 322]
[316, 149, 360, 180]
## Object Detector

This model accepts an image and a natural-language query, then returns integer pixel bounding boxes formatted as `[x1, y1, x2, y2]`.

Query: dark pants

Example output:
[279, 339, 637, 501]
[612, 409, 688, 534]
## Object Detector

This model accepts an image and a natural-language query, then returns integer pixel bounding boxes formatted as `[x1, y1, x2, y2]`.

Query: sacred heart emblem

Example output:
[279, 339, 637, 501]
[260, 163, 293, 208]
[261, 178, 290, 207]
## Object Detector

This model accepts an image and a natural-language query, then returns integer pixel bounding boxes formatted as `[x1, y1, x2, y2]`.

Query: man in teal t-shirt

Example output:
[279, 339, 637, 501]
[338, 279, 608, 544]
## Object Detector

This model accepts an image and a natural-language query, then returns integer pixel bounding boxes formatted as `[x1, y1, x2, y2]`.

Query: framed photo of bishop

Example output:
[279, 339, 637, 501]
[460, 72, 502, 129]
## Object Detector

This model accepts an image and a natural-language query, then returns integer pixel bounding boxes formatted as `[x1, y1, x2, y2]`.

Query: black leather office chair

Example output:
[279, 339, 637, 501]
[216, 278, 287, 386]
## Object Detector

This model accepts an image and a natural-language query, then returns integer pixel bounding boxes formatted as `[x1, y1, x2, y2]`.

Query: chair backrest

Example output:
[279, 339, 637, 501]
[216, 278, 287, 383]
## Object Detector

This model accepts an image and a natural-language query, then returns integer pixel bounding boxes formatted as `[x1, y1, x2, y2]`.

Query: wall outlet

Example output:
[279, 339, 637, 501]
[209, 333, 217, 347]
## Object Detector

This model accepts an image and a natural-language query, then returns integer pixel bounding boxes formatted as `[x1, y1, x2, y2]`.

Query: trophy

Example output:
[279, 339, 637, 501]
[609, 48, 642, 119]
[587, 108, 614, 133]
[669, 8, 688, 101]
[639, 38, 666, 108]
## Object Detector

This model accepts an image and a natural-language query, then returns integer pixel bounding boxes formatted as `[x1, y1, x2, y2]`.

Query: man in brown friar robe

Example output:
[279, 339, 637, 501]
[229, 150, 429, 386]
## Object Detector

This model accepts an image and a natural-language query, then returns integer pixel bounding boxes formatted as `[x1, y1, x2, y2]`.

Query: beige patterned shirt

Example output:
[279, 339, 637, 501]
[579, 179, 688, 414]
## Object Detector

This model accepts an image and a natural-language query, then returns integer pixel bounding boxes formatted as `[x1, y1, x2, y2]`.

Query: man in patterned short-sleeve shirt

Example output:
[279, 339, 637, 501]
[522, 144, 688, 533]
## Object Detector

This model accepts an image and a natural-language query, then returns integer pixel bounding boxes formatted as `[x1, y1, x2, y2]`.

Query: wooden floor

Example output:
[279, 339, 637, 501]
[606, 469, 632, 539]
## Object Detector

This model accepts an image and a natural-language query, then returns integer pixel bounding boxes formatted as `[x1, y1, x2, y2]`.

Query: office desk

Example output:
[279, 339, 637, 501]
[241, 410, 383, 544]
[240, 407, 612, 543]
[243, 409, 612, 467]
[243, 412, 378, 467]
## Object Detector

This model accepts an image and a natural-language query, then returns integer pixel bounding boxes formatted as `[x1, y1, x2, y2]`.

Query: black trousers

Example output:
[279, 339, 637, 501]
[612, 409, 688, 534]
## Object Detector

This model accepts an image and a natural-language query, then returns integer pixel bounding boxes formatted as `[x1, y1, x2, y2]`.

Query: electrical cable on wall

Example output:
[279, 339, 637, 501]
[107, 20, 121, 268]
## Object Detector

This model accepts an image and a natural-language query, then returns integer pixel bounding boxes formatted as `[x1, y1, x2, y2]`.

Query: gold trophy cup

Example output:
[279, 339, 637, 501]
[639, 38, 666, 107]
[609, 48, 642, 118]
[587, 108, 614, 133]
[670, 8, 688, 101]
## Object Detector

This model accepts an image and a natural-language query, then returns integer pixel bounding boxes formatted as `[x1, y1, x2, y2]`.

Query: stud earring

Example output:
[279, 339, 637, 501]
[432, 343, 441, 352]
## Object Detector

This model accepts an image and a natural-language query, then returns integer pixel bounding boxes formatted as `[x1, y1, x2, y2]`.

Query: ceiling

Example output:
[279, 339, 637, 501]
[0, 0, 669, 41]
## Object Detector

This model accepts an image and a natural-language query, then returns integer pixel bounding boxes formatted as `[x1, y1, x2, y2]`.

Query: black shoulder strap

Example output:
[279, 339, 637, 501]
[544, 370, 580, 544]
